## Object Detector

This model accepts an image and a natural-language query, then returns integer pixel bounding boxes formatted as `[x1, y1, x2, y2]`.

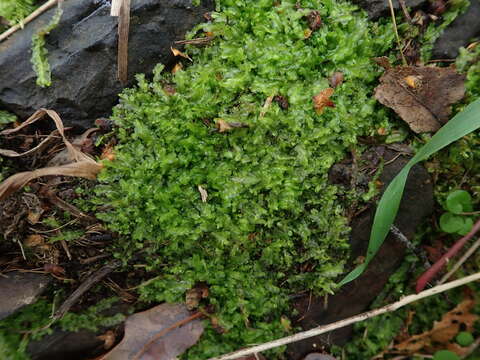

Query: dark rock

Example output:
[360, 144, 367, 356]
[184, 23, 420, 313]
[28, 330, 104, 360]
[352, 0, 427, 20]
[432, 0, 480, 59]
[287, 150, 434, 359]
[0, 271, 50, 320]
[0, 0, 214, 129]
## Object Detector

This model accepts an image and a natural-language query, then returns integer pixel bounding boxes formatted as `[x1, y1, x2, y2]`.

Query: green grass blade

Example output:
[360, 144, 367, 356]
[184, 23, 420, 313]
[339, 98, 480, 286]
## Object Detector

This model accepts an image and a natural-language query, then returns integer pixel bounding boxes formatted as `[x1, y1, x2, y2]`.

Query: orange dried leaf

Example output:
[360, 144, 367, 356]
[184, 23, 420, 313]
[312, 88, 335, 114]
[170, 47, 192, 61]
[172, 63, 183, 74]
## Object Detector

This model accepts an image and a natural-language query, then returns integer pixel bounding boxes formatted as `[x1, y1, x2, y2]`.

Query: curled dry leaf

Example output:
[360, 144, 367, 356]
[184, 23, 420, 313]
[329, 72, 344, 88]
[198, 185, 208, 203]
[312, 88, 335, 114]
[216, 119, 249, 133]
[0, 109, 103, 202]
[170, 46, 192, 61]
[391, 297, 478, 356]
[306, 10, 322, 31]
[100, 303, 204, 360]
[172, 63, 183, 74]
[374, 66, 465, 133]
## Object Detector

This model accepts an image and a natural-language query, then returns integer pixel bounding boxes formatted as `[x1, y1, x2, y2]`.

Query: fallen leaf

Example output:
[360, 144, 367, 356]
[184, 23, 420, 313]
[98, 330, 117, 350]
[216, 119, 249, 133]
[374, 66, 465, 133]
[198, 185, 208, 203]
[24, 234, 45, 247]
[329, 72, 344, 88]
[44, 263, 65, 277]
[0, 109, 103, 201]
[392, 297, 478, 356]
[185, 284, 209, 311]
[172, 63, 183, 74]
[100, 303, 204, 360]
[170, 47, 192, 61]
[306, 10, 322, 31]
[313, 88, 335, 114]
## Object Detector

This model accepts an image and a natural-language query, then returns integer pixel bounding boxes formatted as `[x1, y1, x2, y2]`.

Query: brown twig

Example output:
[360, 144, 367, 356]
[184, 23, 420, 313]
[416, 218, 480, 292]
[53, 260, 121, 320]
[117, 0, 131, 84]
[175, 36, 214, 46]
[208, 272, 480, 360]
[0, 0, 58, 42]
[133, 311, 204, 360]
[387, 0, 407, 65]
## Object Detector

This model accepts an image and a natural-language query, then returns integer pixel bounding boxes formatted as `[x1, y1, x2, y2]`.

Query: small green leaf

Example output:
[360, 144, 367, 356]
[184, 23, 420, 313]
[433, 350, 460, 360]
[456, 331, 474, 347]
[439, 213, 465, 234]
[446, 190, 473, 214]
[457, 216, 473, 235]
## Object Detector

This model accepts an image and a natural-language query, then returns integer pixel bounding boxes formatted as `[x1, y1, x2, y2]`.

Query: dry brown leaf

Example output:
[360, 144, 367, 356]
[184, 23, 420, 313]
[186, 284, 209, 310]
[100, 303, 204, 360]
[172, 62, 183, 74]
[216, 119, 249, 133]
[374, 66, 465, 133]
[24, 234, 45, 247]
[0, 109, 103, 202]
[313, 88, 335, 115]
[171, 46, 192, 61]
[0, 161, 102, 202]
[98, 330, 116, 350]
[392, 297, 478, 356]
[198, 185, 208, 203]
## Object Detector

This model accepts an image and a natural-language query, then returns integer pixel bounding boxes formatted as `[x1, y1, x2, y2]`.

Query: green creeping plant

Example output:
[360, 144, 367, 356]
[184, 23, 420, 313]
[439, 190, 475, 236]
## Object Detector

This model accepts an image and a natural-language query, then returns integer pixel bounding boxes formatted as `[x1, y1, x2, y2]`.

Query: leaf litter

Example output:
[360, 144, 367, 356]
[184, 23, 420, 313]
[100, 303, 204, 360]
[374, 65, 465, 133]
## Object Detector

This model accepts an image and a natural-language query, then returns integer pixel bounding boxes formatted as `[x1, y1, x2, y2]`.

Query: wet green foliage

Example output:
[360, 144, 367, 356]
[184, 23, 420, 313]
[31, 6, 62, 87]
[0, 297, 125, 360]
[95, 0, 394, 356]
[0, 0, 36, 25]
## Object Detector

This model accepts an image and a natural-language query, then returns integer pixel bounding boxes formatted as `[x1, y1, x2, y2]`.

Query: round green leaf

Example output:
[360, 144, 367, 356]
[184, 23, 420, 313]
[433, 350, 460, 360]
[446, 190, 473, 214]
[457, 217, 474, 236]
[439, 213, 464, 233]
[456, 331, 474, 346]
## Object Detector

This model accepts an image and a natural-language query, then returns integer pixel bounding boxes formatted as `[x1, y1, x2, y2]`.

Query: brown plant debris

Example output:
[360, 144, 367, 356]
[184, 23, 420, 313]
[390, 296, 478, 357]
[312, 88, 335, 114]
[101, 303, 204, 360]
[374, 65, 465, 133]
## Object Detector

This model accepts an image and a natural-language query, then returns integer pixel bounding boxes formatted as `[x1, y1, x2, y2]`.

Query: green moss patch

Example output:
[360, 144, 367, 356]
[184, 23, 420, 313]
[94, 0, 394, 356]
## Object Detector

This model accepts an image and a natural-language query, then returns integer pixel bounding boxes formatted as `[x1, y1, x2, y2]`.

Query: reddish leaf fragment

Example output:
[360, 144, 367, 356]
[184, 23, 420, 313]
[306, 10, 322, 31]
[101, 303, 203, 360]
[312, 88, 335, 115]
[375, 66, 465, 133]
[329, 72, 344, 88]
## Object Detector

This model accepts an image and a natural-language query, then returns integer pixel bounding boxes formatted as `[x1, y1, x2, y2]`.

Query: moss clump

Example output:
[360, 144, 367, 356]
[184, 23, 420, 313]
[95, 0, 394, 356]
[0, 0, 37, 25]
[0, 297, 125, 360]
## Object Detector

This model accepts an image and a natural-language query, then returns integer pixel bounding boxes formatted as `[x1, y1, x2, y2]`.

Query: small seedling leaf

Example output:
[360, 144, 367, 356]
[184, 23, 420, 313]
[446, 190, 473, 214]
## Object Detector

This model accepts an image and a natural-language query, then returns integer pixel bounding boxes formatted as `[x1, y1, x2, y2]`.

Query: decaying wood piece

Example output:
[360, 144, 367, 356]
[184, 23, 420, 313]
[117, 0, 131, 84]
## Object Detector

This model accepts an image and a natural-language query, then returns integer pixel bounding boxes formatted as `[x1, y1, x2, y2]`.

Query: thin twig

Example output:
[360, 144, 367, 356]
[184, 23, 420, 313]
[438, 237, 480, 285]
[0, 0, 58, 42]
[208, 272, 480, 360]
[52, 260, 121, 320]
[387, 0, 407, 65]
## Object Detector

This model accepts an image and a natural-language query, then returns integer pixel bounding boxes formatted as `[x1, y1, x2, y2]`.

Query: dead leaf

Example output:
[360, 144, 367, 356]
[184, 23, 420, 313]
[329, 72, 344, 88]
[44, 263, 66, 277]
[24, 234, 45, 247]
[98, 330, 116, 350]
[172, 63, 183, 74]
[100, 303, 204, 360]
[0, 109, 103, 202]
[273, 95, 289, 110]
[392, 297, 478, 356]
[374, 66, 465, 133]
[306, 10, 322, 31]
[313, 88, 335, 114]
[186, 284, 209, 310]
[170, 47, 192, 61]
[198, 185, 208, 203]
[216, 119, 249, 133]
